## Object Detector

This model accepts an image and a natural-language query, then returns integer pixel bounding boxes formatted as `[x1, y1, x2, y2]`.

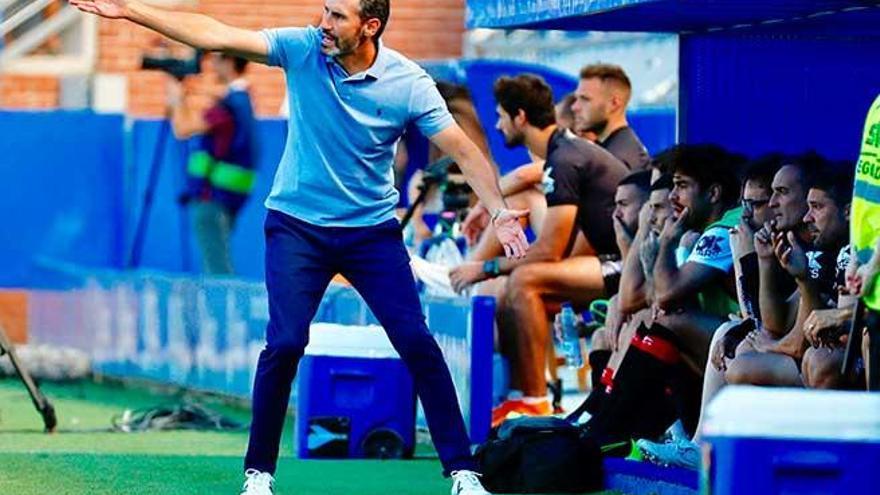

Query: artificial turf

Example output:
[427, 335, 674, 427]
[0, 378, 614, 495]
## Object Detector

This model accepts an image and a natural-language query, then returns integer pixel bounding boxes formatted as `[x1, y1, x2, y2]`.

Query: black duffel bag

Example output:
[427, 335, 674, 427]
[475, 416, 603, 493]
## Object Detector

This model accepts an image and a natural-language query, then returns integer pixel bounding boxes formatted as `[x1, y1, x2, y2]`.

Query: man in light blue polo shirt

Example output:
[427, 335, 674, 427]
[72, 0, 529, 494]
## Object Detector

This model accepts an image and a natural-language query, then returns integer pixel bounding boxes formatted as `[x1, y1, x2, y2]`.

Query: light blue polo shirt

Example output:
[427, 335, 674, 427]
[260, 26, 454, 227]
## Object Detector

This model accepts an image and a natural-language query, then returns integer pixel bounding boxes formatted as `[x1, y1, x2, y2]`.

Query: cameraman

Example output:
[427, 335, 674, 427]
[169, 53, 256, 274]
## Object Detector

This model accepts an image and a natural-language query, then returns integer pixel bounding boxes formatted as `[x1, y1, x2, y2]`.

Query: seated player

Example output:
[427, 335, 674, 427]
[582, 145, 744, 452]
[448, 74, 630, 424]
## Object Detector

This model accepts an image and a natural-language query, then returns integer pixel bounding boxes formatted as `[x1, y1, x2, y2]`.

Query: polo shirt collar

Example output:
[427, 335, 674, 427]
[326, 40, 388, 81]
[364, 40, 388, 80]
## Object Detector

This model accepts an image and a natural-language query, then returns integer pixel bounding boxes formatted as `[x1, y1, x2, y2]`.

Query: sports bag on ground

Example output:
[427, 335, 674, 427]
[475, 416, 603, 493]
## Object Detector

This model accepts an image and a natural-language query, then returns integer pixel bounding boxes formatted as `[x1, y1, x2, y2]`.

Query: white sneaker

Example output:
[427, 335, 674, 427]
[450, 470, 491, 495]
[241, 469, 275, 495]
[636, 437, 701, 470]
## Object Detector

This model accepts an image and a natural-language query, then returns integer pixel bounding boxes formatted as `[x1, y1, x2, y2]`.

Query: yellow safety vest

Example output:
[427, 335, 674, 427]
[851, 94, 880, 311]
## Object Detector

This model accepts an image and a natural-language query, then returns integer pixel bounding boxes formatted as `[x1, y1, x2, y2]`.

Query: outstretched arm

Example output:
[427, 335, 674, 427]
[69, 0, 268, 63]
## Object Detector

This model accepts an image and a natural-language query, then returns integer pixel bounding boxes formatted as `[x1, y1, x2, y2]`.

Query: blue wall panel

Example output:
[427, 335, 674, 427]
[0, 111, 126, 287]
[128, 119, 286, 280]
[680, 32, 880, 161]
[2, 100, 673, 288]
[628, 108, 677, 156]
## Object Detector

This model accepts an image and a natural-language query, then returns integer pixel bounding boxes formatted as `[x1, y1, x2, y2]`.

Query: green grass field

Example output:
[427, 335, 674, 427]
[0, 378, 613, 495]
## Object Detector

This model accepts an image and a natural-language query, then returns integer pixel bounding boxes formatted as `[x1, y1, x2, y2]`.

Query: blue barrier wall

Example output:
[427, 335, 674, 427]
[2, 75, 674, 286]
[127, 119, 286, 279]
[0, 112, 285, 286]
[0, 111, 126, 286]
[680, 31, 880, 161]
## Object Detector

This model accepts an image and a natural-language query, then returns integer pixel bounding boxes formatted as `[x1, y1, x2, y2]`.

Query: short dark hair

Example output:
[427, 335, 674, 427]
[556, 92, 576, 121]
[669, 143, 744, 209]
[619, 169, 652, 192]
[651, 173, 673, 192]
[812, 160, 855, 207]
[360, 0, 390, 39]
[742, 153, 784, 191]
[220, 53, 249, 74]
[493, 74, 556, 129]
[650, 146, 678, 175]
[579, 63, 632, 91]
[780, 150, 828, 192]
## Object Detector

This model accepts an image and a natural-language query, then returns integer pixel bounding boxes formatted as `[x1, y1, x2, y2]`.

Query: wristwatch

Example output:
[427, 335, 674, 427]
[490, 207, 506, 223]
[482, 258, 501, 277]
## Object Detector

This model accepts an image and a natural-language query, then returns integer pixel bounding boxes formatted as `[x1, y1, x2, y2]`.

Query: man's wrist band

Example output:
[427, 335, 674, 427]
[482, 258, 501, 277]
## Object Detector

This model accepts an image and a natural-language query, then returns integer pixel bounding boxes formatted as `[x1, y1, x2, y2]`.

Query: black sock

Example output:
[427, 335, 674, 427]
[589, 350, 612, 390]
[671, 365, 703, 438]
[585, 323, 680, 445]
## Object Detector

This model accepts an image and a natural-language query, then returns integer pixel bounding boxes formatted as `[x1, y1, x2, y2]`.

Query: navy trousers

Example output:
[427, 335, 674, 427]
[244, 209, 477, 475]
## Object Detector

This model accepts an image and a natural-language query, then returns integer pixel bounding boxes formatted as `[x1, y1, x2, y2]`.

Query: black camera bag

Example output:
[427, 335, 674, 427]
[475, 416, 603, 493]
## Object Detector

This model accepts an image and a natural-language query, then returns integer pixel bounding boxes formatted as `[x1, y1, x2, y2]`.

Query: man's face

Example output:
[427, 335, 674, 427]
[803, 188, 848, 249]
[319, 0, 370, 57]
[613, 184, 647, 234]
[741, 180, 772, 230]
[209, 54, 233, 83]
[669, 173, 710, 229]
[768, 165, 808, 231]
[555, 102, 574, 132]
[495, 104, 524, 148]
[571, 78, 610, 135]
[648, 188, 672, 235]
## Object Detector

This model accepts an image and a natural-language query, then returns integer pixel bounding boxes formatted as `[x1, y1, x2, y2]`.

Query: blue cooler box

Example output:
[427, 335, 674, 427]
[702, 387, 880, 495]
[295, 323, 415, 460]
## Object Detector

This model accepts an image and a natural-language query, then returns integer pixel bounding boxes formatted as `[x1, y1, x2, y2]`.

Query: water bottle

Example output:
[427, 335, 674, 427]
[559, 302, 583, 368]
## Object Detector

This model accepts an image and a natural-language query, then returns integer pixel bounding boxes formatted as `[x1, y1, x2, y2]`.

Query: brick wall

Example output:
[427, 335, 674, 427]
[1, 0, 464, 116]
[0, 75, 60, 109]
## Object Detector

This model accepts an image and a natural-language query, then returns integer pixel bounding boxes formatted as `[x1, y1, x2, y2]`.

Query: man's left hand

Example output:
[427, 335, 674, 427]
[449, 262, 488, 294]
[492, 208, 530, 258]
[775, 231, 808, 280]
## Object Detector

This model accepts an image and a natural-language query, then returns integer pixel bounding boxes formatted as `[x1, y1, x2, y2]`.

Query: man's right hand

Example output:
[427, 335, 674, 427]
[69, 0, 131, 19]
[461, 201, 489, 246]
[729, 216, 756, 259]
[612, 215, 635, 254]
[639, 231, 661, 273]
[754, 221, 777, 260]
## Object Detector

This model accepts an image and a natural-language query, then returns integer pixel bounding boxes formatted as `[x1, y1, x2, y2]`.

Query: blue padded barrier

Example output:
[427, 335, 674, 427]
[2, 102, 673, 284]
[0, 111, 126, 286]
[127, 119, 286, 279]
